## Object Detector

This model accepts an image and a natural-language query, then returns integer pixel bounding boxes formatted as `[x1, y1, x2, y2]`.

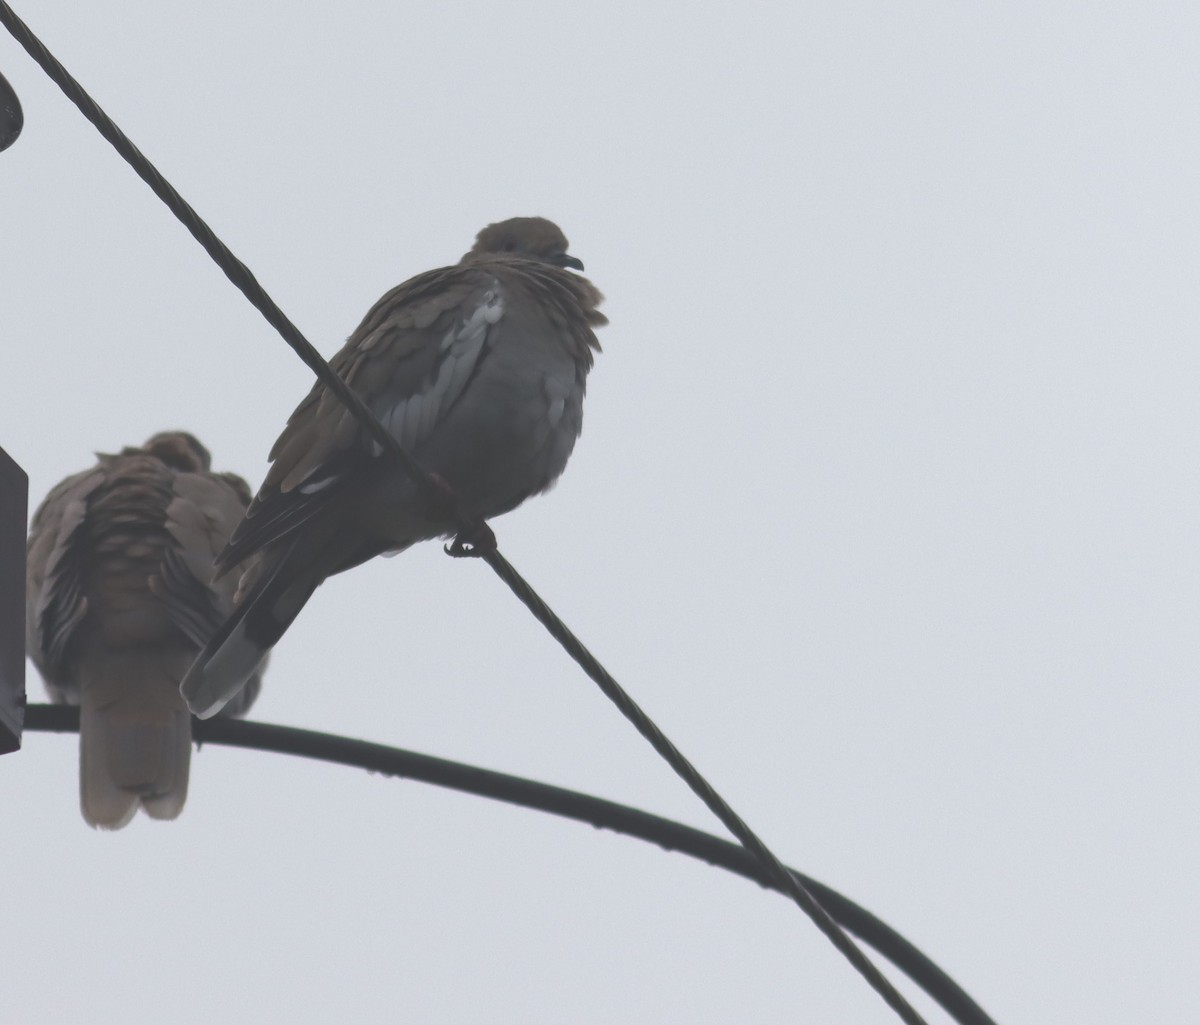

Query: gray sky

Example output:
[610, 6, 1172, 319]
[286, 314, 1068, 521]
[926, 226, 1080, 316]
[3, 2, 1198, 1022]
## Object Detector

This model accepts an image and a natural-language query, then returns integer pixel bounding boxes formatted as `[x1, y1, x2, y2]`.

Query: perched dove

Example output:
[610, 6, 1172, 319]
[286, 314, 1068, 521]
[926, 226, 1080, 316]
[26, 432, 264, 828]
[182, 216, 605, 718]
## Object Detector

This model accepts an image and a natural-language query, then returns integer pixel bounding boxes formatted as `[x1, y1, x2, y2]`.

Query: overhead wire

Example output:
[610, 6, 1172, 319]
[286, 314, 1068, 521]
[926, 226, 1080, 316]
[25, 704, 996, 1025]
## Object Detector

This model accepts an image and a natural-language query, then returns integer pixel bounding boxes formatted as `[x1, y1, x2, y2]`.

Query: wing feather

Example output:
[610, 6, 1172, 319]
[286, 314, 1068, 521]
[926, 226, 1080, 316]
[149, 472, 251, 646]
[25, 466, 106, 683]
[218, 269, 503, 572]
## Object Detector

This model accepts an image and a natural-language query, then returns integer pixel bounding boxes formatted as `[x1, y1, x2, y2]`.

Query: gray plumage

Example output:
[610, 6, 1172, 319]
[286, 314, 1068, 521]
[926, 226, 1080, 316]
[181, 216, 606, 719]
[26, 432, 263, 828]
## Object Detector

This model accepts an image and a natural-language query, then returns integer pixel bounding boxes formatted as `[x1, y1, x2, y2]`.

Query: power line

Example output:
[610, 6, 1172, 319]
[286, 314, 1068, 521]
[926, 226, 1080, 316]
[1, 6, 930, 1021]
[25, 704, 996, 1025]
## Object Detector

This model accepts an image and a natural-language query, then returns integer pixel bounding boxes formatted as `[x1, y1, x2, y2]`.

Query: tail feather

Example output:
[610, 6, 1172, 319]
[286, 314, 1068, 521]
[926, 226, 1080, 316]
[142, 785, 189, 821]
[79, 653, 192, 829]
[182, 549, 318, 720]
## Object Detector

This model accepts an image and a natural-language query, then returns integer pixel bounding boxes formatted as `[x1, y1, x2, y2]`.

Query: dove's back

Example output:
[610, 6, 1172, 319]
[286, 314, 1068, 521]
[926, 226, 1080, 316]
[27, 432, 261, 828]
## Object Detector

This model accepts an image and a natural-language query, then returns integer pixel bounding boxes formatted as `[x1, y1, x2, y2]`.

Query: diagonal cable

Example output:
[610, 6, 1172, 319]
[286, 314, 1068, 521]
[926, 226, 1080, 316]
[1, 6, 927, 1022]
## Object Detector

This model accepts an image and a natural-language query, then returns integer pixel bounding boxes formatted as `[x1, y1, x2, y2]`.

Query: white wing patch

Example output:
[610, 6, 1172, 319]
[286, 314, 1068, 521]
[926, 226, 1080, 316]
[297, 475, 339, 495]
[372, 290, 505, 455]
[542, 372, 572, 419]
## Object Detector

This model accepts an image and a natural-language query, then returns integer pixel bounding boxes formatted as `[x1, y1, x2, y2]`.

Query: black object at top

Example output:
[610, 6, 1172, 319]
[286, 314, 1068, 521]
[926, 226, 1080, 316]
[0, 70, 22, 151]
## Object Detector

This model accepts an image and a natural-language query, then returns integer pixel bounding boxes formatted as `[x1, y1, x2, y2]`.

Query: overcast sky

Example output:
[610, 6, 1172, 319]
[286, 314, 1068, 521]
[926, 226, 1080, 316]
[2, 3, 1198, 1023]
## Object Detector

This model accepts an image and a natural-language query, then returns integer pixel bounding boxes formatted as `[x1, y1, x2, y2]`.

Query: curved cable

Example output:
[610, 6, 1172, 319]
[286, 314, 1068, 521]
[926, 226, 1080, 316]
[24, 704, 995, 1025]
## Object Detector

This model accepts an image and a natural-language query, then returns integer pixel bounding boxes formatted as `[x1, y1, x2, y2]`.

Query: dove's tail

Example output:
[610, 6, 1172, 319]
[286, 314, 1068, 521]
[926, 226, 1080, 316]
[78, 651, 193, 829]
[181, 543, 318, 720]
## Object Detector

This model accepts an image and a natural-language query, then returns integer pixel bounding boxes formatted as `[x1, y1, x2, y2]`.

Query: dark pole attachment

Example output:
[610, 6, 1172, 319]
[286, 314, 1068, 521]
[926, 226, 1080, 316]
[0, 70, 22, 150]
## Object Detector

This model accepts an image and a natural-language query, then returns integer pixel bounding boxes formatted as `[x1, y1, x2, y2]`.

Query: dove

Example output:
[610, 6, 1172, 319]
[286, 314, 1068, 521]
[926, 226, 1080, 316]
[26, 432, 264, 828]
[182, 216, 605, 718]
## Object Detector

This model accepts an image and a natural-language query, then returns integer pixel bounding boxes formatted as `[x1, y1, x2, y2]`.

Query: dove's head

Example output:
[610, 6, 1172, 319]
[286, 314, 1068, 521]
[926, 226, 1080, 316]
[465, 217, 585, 271]
[137, 431, 212, 473]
